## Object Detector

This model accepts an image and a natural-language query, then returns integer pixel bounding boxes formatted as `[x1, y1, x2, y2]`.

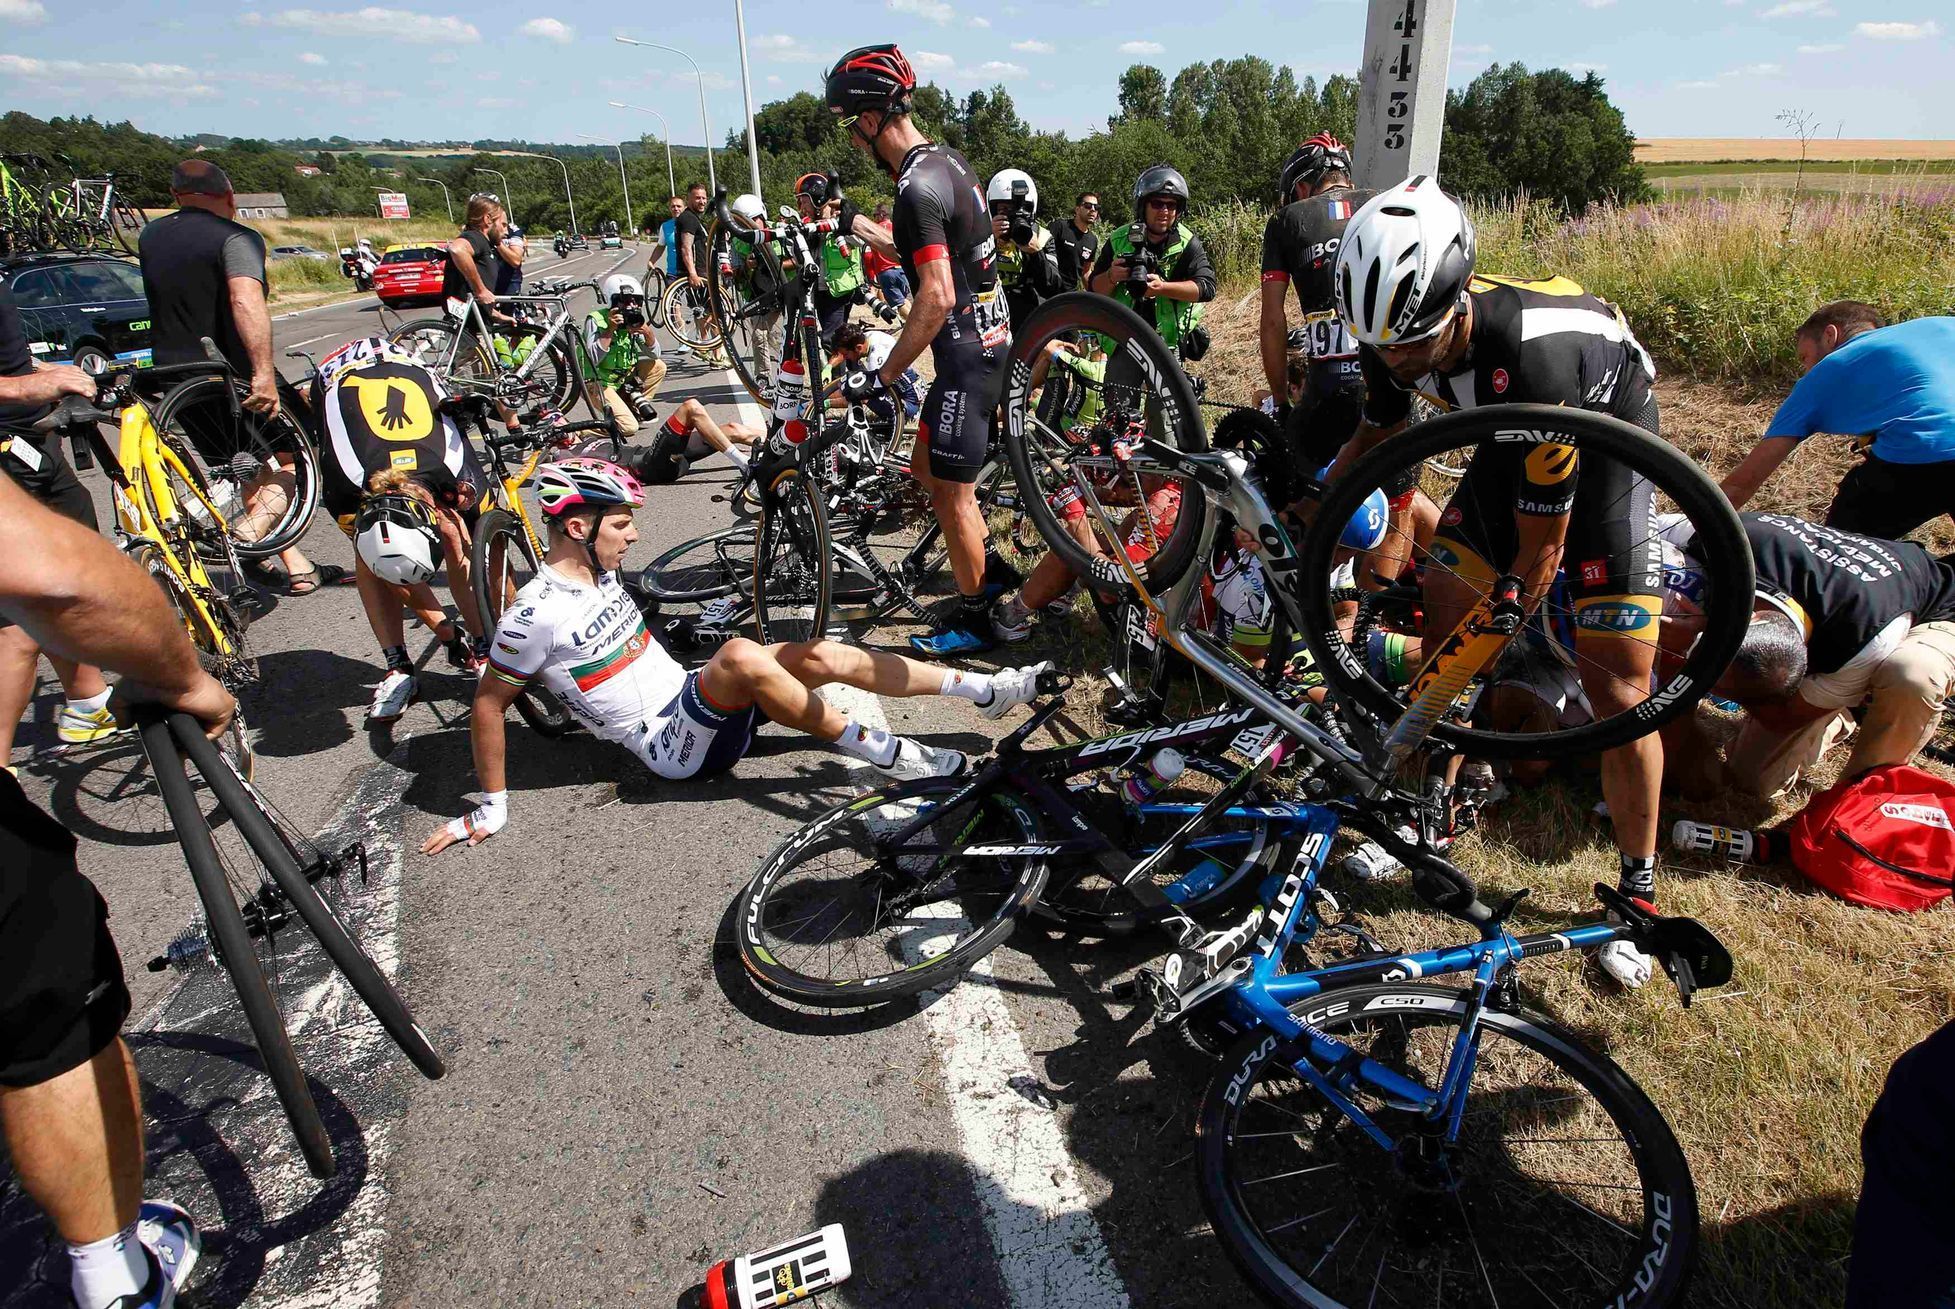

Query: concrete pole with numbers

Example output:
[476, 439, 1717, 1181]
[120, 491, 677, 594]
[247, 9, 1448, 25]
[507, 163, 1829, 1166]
[1354, 0, 1457, 192]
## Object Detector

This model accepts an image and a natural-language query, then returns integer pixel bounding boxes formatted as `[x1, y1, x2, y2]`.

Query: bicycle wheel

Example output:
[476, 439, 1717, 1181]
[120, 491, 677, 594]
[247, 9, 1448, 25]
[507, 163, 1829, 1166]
[645, 270, 670, 329]
[735, 776, 1050, 1006]
[1031, 751, 1291, 936]
[1000, 292, 1210, 597]
[663, 276, 724, 353]
[640, 524, 753, 604]
[471, 508, 575, 738]
[130, 461, 257, 689]
[173, 715, 445, 1081]
[1198, 983, 1697, 1308]
[135, 714, 335, 1178]
[753, 461, 832, 644]
[389, 317, 498, 401]
[1295, 404, 1754, 761]
[150, 375, 322, 559]
[109, 200, 145, 253]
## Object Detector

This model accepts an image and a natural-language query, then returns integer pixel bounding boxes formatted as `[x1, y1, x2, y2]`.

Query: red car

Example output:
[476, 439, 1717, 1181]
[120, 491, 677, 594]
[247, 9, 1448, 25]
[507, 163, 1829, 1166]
[372, 245, 448, 306]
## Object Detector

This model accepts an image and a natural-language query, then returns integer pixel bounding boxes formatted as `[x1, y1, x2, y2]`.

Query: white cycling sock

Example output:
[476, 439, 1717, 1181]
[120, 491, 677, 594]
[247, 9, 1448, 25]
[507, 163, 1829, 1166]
[724, 446, 750, 470]
[938, 669, 995, 705]
[66, 688, 112, 716]
[69, 1222, 146, 1309]
[836, 721, 898, 768]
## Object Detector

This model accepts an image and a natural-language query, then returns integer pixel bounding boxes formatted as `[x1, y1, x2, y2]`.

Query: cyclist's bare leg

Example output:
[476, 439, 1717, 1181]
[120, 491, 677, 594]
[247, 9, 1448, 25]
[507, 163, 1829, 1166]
[353, 556, 447, 648]
[1578, 634, 1662, 863]
[909, 443, 988, 596]
[0, 1036, 144, 1245]
[696, 637, 980, 740]
[667, 398, 754, 455]
[431, 506, 483, 640]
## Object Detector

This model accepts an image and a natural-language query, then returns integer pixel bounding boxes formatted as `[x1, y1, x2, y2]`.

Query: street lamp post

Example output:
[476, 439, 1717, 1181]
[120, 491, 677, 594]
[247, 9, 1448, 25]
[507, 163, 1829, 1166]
[614, 36, 716, 194]
[578, 133, 634, 234]
[608, 101, 677, 198]
[502, 152, 577, 239]
[472, 167, 516, 225]
[414, 176, 452, 223]
[732, 0, 764, 202]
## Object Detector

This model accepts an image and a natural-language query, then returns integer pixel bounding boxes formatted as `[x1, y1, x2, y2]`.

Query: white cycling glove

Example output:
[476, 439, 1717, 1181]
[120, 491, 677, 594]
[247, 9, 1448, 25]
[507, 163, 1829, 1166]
[445, 790, 507, 844]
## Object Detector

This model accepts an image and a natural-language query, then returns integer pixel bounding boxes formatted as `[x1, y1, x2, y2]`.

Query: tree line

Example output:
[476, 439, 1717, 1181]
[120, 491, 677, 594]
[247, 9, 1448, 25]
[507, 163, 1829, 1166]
[0, 57, 1644, 235]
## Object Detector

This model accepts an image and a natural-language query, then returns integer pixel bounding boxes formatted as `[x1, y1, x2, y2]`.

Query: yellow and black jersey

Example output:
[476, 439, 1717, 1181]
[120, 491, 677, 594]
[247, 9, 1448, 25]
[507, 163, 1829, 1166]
[315, 342, 484, 524]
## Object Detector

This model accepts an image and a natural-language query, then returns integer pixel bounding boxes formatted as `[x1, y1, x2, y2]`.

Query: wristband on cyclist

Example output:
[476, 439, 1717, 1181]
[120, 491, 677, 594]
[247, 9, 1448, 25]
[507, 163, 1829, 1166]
[445, 790, 507, 844]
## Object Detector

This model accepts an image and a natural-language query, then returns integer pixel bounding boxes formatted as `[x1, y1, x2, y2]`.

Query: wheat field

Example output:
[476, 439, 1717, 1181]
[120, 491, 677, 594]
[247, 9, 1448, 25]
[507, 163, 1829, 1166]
[1637, 137, 1955, 163]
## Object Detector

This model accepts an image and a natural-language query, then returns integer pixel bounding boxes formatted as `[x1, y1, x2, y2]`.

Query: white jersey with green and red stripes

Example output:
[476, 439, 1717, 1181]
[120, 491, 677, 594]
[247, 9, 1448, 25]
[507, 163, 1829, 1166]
[485, 563, 684, 741]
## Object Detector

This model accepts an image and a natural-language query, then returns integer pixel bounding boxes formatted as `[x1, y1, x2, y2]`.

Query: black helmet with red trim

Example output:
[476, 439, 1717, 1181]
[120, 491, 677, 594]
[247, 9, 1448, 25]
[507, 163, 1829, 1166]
[824, 44, 917, 117]
[1278, 131, 1354, 201]
[794, 171, 840, 207]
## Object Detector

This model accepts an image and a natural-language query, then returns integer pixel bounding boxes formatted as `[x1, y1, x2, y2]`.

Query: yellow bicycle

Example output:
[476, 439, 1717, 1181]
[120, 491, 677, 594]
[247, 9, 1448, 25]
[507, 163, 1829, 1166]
[17, 363, 265, 691]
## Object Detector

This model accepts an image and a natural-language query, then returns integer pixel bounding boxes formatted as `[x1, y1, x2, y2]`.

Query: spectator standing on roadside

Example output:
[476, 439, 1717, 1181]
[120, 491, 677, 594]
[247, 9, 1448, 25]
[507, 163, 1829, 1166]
[493, 217, 526, 297]
[1047, 192, 1101, 292]
[1722, 304, 1955, 538]
[1088, 165, 1215, 360]
[987, 169, 1061, 330]
[444, 193, 505, 315]
[138, 160, 334, 596]
[0, 472, 236, 1309]
[651, 195, 683, 287]
[673, 183, 728, 365]
[0, 273, 119, 761]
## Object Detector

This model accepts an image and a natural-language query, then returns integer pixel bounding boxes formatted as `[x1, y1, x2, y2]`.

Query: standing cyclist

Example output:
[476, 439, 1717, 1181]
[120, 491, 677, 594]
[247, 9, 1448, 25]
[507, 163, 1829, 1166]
[1332, 177, 1667, 989]
[826, 43, 1015, 657]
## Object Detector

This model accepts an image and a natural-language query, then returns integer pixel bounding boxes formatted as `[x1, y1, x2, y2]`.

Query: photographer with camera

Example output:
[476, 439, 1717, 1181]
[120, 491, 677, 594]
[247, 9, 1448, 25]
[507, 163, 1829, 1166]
[582, 274, 666, 439]
[795, 171, 901, 350]
[987, 169, 1061, 330]
[1087, 164, 1214, 363]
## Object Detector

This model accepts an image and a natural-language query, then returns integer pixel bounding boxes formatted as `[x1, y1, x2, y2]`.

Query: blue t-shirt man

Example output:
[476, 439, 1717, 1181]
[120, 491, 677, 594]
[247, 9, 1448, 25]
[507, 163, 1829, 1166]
[658, 217, 680, 278]
[1723, 309, 1955, 540]
[1766, 316, 1955, 464]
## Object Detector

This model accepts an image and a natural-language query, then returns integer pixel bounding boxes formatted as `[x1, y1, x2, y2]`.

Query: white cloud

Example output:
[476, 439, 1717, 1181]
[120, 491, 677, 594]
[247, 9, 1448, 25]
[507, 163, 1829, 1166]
[888, 0, 954, 22]
[754, 33, 829, 63]
[1578, 0, 1615, 8]
[968, 15, 989, 26]
[299, 51, 327, 64]
[269, 7, 480, 43]
[1854, 19, 1942, 39]
[1675, 60, 1783, 87]
[910, 49, 956, 69]
[0, 54, 218, 97]
[0, 0, 47, 22]
[1118, 39, 1164, 54]
[1676, 79, 1720, 88]
[1454, 42, 1493, 54]
[518, 16, 571, 42]
[1759, 0, 1833, 15]
[765, 74, 782, 84]
[1566, 60, 1608, 72]
[476, 96, 514, 108]
[976, 60, 1027, 78]
[1796, 41, 1844, 51]
[1011, 38, 1054, 53]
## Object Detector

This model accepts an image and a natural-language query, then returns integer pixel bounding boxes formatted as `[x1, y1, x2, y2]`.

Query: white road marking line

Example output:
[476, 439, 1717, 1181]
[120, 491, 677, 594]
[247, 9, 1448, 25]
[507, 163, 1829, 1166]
[823, 684, 1131, 1309]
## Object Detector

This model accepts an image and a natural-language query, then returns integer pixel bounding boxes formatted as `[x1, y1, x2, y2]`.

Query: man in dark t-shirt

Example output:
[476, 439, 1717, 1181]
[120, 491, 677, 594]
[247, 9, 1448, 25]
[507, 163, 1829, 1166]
[1675, 512, 1955, 794]
[1046, 192, 1100, 291]
[673, 184, 712, 289]
[444, 194, 506, 306]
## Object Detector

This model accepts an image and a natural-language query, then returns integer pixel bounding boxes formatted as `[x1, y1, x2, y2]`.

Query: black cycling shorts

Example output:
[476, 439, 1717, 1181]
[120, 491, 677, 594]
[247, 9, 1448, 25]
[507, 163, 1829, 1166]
[917, 342, 1004, 485]
[811, 286, 854, 352]
[0, 774, 131, 1088]
[1, 440, 100, 632]
[1430, 397, 1663, 644]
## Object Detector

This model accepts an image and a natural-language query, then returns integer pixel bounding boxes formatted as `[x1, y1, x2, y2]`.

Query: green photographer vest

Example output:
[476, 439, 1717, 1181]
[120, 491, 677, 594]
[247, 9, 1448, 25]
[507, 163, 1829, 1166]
[821, 236, 864, 298]
[1105, 221, 1202, 350]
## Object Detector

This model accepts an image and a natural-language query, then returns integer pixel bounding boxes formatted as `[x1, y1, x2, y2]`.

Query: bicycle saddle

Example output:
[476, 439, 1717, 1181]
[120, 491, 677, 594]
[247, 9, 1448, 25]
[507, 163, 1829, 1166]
[1593, 884, 1734, 1005]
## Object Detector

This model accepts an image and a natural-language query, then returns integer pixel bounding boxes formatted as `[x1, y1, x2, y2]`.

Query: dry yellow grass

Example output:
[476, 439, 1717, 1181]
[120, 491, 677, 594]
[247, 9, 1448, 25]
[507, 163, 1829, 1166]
[1638, 138, 1955, 163]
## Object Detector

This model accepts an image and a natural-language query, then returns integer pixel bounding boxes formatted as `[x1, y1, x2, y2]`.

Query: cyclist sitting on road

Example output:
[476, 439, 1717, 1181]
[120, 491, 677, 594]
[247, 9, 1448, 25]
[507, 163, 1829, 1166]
[629, 397, 756, 484]
[419, 457, 1053, 854]
[582, 274, 667, 438]
[313, 336, 492, 721]
[1721, 304, 1955, 540]
[827, 43, 1016, 657]
[1332, 177, 1668, 989]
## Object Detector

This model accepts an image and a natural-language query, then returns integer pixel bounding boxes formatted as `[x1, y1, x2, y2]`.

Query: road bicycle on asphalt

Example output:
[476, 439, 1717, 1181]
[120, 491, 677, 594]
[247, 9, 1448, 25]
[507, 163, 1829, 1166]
[736, 293, 1756, 1306]
[388, 281, 605, 421]
[135, 706, 445, 1179]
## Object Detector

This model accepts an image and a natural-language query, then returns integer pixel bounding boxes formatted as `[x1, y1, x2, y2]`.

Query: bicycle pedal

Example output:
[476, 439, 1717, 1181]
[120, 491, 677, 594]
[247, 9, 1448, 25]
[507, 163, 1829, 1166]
[1104, 976, 1140, 1004]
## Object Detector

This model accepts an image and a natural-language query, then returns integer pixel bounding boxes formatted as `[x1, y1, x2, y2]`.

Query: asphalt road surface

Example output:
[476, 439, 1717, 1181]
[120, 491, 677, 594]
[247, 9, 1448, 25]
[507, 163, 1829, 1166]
[0, 242, 1259, 1308]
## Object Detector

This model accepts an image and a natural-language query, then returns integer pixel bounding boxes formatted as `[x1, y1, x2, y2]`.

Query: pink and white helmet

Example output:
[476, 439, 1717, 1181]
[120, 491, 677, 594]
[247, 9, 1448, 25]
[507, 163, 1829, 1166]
[533, 457, 644, 517]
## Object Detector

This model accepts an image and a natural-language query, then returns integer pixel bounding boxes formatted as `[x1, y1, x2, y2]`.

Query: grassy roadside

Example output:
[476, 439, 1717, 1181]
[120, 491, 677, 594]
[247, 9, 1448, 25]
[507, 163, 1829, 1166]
[248, 217, 454, 304]
[1646, 159, 1955, 177]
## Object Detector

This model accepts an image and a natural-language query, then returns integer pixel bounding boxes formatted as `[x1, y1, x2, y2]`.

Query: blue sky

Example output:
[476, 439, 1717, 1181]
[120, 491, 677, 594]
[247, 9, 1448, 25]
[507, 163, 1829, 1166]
[0, 0, 1947, 146]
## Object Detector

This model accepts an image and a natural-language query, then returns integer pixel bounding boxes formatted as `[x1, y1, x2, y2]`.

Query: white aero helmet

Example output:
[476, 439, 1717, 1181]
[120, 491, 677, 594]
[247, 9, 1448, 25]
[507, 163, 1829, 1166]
[354, 494, 441, 586]
[730, 192, 766, 227]
[602, 273, 645, 302]
[1334, 176, 1476, 347]
[986, 168, 1038, 214]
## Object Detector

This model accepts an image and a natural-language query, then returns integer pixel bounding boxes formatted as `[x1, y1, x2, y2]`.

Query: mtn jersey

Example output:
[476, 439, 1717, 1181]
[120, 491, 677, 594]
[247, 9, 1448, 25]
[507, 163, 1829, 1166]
[1358, 276, 1658, 426]
[486, 565, 686, 742]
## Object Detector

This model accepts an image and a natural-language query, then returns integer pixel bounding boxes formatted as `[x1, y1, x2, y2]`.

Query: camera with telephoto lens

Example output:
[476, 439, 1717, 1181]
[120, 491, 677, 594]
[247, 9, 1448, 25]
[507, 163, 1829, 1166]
[615, 299, 646, 328]
[1004, 203, 1038, 247]
[1123, 225, 1159, 290]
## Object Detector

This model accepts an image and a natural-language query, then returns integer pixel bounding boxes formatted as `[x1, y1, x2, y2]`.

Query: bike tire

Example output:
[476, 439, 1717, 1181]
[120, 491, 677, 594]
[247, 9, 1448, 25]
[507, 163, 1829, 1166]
[136, 715, 335, 1178]
[753, 461, 832, 644]
[735, 776, 1050, 1006]
[1198, 983, 1697, 1309]
[389, 317, 498, 399]
[109, 201, 145, 253]
[1000, 292, 1210, 597]
[129, 459, 257, 688]
[662, 276, 723, 353]
[150, 375, 322, 560]
[171, 715, 446, 1080]
[1295, 404, 1755, 761]
[471, 508, 575, 737]
[645, 270, 670, 329]
[639, 524, 753, 604]
[708, 227, 775, 404]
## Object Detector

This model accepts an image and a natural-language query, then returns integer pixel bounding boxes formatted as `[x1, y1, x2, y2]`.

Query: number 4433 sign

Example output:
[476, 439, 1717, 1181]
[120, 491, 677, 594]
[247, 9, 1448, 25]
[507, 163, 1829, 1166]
[1355, 0, 1458, 193]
